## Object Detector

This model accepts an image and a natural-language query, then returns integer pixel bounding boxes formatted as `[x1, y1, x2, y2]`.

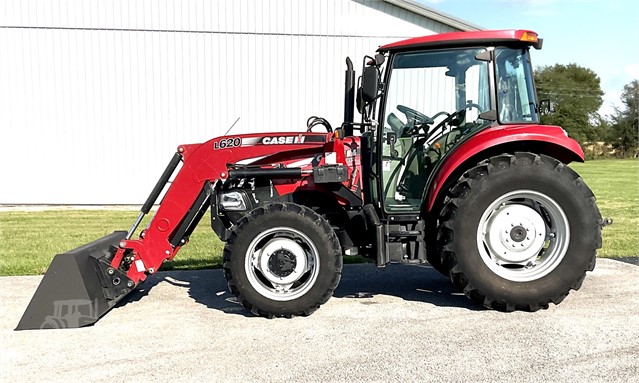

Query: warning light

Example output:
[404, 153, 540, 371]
[519, 31, 538, 43]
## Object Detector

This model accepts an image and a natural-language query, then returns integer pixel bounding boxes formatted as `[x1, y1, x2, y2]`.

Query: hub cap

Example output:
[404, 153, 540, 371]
[477, 190, 570, 282]
[267, 249, 298, 278]
[245, 227, 319, 301]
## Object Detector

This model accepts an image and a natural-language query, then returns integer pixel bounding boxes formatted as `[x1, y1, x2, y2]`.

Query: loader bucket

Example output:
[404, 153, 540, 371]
[16, 231, 135, 330]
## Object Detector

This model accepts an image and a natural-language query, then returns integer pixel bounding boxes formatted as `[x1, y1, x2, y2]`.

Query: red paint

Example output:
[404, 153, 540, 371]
[108, 124, 582, 286]
[425, 124, 584, 211]
[379, 29, 538, 52]
[111, 132, 337, 284]
[156, 218, 170, 232]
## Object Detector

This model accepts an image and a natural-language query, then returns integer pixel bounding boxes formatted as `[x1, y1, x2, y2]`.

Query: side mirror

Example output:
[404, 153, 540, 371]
[356, 66, 379, 114]
[538, 99, 555, 115]
[361, 66, 379, 103]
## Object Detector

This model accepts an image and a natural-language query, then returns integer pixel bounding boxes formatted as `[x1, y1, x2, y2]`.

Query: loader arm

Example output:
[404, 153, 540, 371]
[16, 132, 333, 330]
[114, 132, 332, 284]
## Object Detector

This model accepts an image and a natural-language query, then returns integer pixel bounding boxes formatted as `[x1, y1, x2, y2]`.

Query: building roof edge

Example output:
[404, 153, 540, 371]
[382, 0, 483, 31]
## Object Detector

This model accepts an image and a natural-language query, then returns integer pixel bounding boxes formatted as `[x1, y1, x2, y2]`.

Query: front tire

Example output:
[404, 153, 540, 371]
[223, 203, 342, 317]
[438, 153, 602, 311]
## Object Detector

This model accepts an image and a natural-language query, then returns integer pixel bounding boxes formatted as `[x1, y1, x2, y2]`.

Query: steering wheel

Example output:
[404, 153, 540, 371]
[397, 105, 435, 126]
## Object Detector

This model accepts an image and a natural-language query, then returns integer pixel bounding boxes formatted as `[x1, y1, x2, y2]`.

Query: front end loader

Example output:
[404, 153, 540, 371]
[17, 30, 605, 330]
[17, 132, 335, 329]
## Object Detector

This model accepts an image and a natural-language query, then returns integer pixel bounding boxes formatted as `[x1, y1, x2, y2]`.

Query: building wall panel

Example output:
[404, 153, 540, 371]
[0, 0, 458, 204]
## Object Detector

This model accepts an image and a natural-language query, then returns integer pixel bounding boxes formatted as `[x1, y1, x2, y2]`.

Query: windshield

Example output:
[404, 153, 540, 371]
[384, 48, 491, 134]
[495, 47, 539, 123]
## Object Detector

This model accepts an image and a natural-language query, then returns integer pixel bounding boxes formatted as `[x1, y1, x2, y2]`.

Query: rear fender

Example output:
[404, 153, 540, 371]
[425, 125, 584, 212]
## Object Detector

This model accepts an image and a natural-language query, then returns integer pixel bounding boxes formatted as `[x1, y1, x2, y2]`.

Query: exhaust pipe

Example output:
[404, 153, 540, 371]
[343, 57, 356, 137]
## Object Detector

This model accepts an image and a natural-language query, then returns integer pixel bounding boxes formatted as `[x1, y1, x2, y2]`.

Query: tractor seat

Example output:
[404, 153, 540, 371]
[386, 113, 405, 135]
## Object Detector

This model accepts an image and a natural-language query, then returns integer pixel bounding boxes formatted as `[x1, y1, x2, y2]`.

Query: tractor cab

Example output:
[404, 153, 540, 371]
[355, 30, 544, 215]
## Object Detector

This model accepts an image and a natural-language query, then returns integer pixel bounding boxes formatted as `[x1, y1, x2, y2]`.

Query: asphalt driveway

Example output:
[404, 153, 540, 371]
[1, 259, 638, 382]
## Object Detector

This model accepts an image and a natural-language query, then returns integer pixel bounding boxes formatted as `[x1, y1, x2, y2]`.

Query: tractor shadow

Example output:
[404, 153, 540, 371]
[116, 263, 483, 315]
[115, 268, 253, 317]
[333, 263, 483, 311]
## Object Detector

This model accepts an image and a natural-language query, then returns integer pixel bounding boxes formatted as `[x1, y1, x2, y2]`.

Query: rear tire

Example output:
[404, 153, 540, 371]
[438, 153, 602, 311]
[223, 203, 342, 317]
[426, 224, 450, 276]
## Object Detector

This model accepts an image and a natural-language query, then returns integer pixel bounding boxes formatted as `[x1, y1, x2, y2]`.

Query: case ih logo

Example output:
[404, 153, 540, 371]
[261, 136, 306, 145]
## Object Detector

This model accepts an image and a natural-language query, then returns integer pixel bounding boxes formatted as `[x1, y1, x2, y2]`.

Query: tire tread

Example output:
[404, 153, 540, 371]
[438, 152, 602, 312]
[223, 202, 342, 318]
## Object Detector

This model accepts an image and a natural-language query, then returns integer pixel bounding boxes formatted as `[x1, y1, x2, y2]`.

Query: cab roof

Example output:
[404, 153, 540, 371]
[378, 29, 540, 53]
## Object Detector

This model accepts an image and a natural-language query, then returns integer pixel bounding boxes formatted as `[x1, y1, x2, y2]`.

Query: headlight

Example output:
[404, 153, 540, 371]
[219, 191, 248, 211]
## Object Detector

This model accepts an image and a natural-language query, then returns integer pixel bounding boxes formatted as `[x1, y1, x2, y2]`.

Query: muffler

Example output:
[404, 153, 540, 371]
[15, 231, 135, 330]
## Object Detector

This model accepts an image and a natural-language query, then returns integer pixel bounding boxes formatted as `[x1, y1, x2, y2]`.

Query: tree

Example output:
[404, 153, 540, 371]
[534, 64, 604, 144]
[608, 80, 638, 157]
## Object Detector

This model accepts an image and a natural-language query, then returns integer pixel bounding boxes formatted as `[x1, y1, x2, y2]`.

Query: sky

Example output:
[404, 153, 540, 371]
[420, 0, 639, 117]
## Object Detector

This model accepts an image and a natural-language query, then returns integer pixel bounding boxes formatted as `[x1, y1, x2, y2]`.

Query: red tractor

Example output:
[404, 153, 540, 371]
[17, 30, 603, 330]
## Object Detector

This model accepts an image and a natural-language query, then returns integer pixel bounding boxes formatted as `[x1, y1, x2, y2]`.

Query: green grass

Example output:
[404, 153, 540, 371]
[1, 159, 637, 276]
[0, 210, 224, 276]
[570, 159, 639, 258]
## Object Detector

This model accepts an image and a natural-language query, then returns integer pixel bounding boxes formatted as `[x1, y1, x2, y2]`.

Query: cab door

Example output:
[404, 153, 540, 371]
[377, 48, 491, 215]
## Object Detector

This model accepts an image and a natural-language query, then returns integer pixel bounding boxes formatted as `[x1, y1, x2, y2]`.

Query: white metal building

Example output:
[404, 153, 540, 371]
[0, 0, 478, 204]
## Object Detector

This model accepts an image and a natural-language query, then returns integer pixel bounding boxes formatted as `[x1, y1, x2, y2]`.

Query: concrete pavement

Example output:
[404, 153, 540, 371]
[1, 259, 638, 382]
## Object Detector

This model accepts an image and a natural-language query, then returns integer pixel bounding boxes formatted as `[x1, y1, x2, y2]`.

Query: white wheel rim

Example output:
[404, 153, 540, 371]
[245, 227, 320, 301]
[476, 190, 570, 282]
